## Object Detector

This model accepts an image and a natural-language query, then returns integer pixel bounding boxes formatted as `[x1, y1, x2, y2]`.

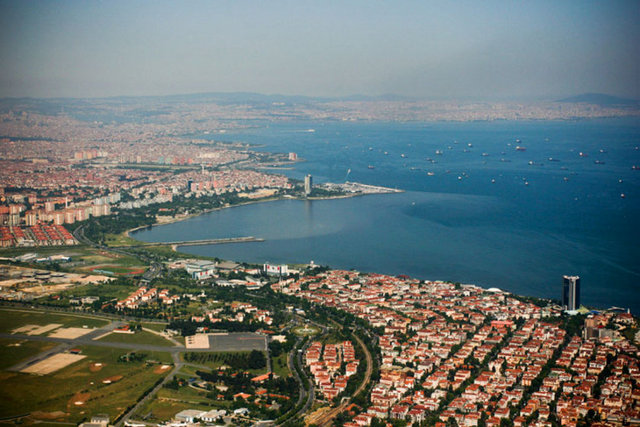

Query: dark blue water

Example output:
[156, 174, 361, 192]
[134, 119, 640, 313]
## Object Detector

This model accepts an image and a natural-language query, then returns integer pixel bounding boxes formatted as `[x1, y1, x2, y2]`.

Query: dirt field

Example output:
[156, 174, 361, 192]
[89, 362, 104, 372]
[48, 327, 94, 339]
[153, 364, 172, 374]
[21, 353, 86, 375]
[69, 392, 90, 407]
[30, 411, 68, 420]
[13, 323, 62, 335]
[101, 375, 123, 384]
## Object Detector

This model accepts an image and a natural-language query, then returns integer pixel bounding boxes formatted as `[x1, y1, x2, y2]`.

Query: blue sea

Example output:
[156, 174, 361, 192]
[133, 119, 640, 313]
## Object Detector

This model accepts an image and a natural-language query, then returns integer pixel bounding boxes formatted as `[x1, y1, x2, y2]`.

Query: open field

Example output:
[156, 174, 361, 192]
[135, 379, 230, 422]
[22, 353, 86, 375]
[141, 322, 169, 333]
[49, 327, 95, 339]
[13, 323, 62, 335]
[0, 245, 147, 276]
[272, 353, 291, 379]
[0, 345, 173, 423]
[98, 330, 175, 347]
[104, 232, 143, 247]
[0, 338, 58, 370]
[186, 332, 267, 352]
[57, 281, 138, 301]
[0, 308, 109, 334]
[0, 265, 112, 299]
[84, 264, 147, 276]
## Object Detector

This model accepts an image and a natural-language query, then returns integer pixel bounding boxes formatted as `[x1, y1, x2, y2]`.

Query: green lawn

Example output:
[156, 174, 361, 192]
[58, 281, 137, 301]
[98, 330, 175, 347]
[0, 308, 109, 334]
[0, 338, 58, 370]
[272, 353, 291, 379]
[104, 233, 143, 247]
[142, 322, 169, 333]
[0, 345, 173, 423]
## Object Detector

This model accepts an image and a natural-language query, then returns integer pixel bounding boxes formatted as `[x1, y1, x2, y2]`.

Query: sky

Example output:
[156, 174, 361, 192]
[0, 0, 638, 100]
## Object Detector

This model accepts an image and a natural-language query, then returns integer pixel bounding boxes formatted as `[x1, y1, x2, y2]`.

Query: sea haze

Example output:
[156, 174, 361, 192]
[133, 119, 640, 313]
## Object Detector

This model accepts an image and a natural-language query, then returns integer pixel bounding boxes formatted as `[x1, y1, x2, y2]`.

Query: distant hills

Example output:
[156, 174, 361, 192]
[557, 93, 639, 107]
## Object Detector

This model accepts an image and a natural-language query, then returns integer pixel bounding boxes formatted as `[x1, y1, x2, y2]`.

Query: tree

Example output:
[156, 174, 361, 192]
[248, 350, 266, 369]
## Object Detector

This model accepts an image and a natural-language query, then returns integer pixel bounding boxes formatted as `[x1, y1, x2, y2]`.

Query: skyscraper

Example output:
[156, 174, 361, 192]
[304, 174, 313, 196]
[562, 275, 580, 311]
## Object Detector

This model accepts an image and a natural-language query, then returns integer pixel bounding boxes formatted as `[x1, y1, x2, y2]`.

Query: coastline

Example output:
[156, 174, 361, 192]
[125, 183, 404, 243]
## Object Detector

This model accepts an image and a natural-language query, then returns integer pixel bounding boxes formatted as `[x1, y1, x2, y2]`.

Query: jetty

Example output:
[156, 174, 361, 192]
[113, 236, 264, 248]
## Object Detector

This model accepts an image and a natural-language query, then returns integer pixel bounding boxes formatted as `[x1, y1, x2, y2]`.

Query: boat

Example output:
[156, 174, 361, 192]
[515, 146, 526, 151]
[467, 143, 473, 147]
[427, 171, 435, 176]
[435, 150, 443, 155]
[594, 160, 605, 165]
[368, 165, 375, 169]
[401, 154, 406, 158]
[481, 153, 489, 157]
[621, 193, 626, 199]
[579, 152, 588, 157]
[491, 178, 496, 183]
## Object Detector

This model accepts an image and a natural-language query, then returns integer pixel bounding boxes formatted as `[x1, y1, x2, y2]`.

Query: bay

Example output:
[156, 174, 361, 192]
[133, 119, 640, 313]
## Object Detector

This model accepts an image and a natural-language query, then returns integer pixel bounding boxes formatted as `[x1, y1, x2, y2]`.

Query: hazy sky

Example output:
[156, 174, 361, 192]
[0, 0, 638, 100]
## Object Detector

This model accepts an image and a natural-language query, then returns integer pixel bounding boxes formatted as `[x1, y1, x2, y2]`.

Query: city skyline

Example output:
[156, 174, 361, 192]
[0, 0, 638, 100]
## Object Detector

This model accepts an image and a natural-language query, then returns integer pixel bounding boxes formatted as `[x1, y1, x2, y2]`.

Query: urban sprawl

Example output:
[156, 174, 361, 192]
[0, 97, 639, 427]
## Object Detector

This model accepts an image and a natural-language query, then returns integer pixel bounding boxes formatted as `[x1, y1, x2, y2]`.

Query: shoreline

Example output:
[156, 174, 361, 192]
[125, 183, 404, 242]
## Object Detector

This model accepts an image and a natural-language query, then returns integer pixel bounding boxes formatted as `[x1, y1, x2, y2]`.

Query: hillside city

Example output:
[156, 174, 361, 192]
[0, 97, 639, 427]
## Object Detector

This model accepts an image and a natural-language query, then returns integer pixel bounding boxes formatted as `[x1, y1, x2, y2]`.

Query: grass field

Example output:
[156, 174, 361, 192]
[98, 330, 175, 347]
[0, 245, 148, 277]
[272, 353, 291, 379]
[104, 233, 143, 247]
[0, 345, 173, 423]
[142, 322, 169, 333]
[0, 308, 109, 334]
[0, 338, 58, 370]
[135, 378, 230, 422]
[59, 280, 138, 301]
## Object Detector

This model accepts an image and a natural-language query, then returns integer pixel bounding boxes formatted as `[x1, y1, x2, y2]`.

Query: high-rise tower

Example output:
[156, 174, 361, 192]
[304, 174, 313, 196]
[562, 275, 580, 311]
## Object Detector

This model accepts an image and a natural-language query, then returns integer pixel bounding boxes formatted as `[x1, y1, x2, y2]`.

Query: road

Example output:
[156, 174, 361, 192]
[73, 224, 163, 283]
[305, 328, 374, 427]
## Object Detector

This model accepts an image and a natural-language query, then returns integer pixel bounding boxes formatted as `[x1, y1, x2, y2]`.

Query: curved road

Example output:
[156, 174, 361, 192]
[306, 329, 374, 427]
